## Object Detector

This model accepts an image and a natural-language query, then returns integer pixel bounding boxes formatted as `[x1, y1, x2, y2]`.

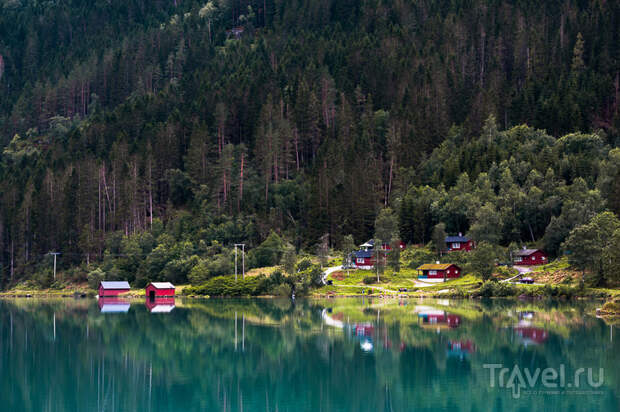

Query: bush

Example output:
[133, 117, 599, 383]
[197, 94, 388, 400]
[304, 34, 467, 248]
[476, 280, 516, 297]
[403, 247, 436, 269]
[602, 300, 620, 314]
[87, 268, 105, 290]
[250, 231, 285, 267]
[296, 258, 313, 272]
[184, 276, 263, 296]
[188, 255, 231, 285]
[33, 269, 54, 289]
[363, 276, 377, 284]
[273, 283, 292, 297]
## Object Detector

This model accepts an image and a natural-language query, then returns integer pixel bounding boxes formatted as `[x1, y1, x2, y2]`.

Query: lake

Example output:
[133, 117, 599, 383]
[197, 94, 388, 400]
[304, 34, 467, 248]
[0, 297, 618, 411]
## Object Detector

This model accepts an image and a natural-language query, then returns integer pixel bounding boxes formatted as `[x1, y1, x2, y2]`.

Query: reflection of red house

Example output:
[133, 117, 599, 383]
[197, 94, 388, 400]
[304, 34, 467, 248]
[98, 281, 130, 297]
[514, 326, 548, 345]
[145, 297, 176, 313]
[448, 340, 476, 353]
[513, 248, 547, 265]
[418, 311, 461, 329]
[353, 323, 374, 337]
[98, 297, 130, 313]
[445, 234, 474, 252]
[145, 282, 175, 299]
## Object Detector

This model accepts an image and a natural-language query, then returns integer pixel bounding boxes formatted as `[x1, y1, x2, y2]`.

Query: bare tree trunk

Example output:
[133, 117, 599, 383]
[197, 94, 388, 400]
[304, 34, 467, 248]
[10, 239, 14, 281]
[238, 152, 244, 213]
[148, 158, 153, 228]
[387, 156, 394, 206]
[293, 128, 300, 171]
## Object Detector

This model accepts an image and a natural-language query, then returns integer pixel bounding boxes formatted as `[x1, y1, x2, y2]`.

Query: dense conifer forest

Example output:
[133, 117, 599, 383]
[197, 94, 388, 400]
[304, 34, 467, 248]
[1, 0, 619, 287]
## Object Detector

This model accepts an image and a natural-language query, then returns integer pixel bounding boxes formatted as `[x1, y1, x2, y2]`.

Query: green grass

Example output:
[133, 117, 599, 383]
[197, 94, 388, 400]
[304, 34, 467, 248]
[528, 257, 571, 275]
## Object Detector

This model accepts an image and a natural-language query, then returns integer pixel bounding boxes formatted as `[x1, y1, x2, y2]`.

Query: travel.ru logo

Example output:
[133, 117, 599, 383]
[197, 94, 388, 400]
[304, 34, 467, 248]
[483, 364, 604, 399]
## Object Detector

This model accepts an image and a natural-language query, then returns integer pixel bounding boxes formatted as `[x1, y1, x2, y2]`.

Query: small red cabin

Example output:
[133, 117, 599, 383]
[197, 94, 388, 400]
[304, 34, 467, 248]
[99, 281, 130, 297]
[416, 263, 461, 279]
[445, 234, 474, 252]
[513, 248, 547, 265]
[354, 250, 374, 269]
[145, 282, 176, 299]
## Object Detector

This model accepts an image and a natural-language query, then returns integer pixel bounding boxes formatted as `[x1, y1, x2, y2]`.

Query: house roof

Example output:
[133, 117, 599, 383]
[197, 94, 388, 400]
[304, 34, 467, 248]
[417, 263, 459, 271]
[100, 303, 130, 313]
[149, 304, 175, 313]
[445, 235, 470, 242]
[360, 239, 375, 247]
[100, 281, 130, 290]
[354, 250, 374, 258]
[513, 249, 542, 256]
[149, 282, 175, 289]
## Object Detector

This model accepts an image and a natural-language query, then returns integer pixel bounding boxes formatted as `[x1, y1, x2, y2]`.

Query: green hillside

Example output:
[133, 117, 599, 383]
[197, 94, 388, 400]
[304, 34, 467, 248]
[1, 0, 619, 288]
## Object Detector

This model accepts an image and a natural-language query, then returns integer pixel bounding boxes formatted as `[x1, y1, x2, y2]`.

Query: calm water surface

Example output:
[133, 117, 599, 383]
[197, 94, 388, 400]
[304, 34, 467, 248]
[0, 297, 618, 411]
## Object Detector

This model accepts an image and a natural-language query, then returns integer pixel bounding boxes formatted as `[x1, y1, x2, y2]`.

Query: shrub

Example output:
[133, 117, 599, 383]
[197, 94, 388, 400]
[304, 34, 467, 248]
[363, 276, 377, 284]
[87, 268, 105, 289]
[602, 300, 620, 314]
[185, 276, 263, 296]
[296, 258, 313, 272]
[273, 283, 292, 297]
[33, 269, 54, 289]
[476, 280, 516, 297]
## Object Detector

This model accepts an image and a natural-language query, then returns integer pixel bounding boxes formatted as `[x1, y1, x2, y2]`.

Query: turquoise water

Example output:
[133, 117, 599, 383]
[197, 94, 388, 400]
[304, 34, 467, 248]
[0, 298, 618, 411]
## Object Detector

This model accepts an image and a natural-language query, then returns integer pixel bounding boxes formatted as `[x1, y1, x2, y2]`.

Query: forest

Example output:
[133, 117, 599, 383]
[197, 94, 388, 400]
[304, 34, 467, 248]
[0, 0, 619, 288]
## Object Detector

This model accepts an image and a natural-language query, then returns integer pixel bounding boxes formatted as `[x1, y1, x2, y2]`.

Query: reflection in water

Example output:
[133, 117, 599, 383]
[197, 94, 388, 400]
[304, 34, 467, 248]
[146, 297, 176, 313]
[98, 297, 130, 313]
[0, 298, 618, 412]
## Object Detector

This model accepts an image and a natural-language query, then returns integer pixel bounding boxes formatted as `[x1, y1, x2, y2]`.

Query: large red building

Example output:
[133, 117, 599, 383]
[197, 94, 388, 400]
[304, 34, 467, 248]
[98, 281, 130, 297]
[513, 248, 547, 265]
[445, 234, 474, 252]
[145, 282, 176, 299]
[416, 263, 462, 279]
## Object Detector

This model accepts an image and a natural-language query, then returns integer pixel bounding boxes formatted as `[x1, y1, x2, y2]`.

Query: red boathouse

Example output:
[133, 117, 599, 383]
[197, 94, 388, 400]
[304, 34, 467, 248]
[98, 281, 130, 297]
[145, 282, 176, 299]
[513, 248, 547, 265]
[416, 263, 462, 279]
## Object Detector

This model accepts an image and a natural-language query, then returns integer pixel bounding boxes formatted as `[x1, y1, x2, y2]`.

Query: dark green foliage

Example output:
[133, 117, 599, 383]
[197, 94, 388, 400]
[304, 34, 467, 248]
[250, 232, 285, 268]
[184, 275, 268, 297]
[1, 1, 620, 286]
[476, 281, 517, 298]
[467, 241, 498, 281]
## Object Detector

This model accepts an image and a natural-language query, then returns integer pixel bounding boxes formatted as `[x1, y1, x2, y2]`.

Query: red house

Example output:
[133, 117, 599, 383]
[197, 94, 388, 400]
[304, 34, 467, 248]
[513, 248, 547, 265]
[354, 250, 375, 269]
[445, 234, 474, 252]
[416, 263, 461, 279]
[98, 281, 130, 297]
[145, 282, 176, 299]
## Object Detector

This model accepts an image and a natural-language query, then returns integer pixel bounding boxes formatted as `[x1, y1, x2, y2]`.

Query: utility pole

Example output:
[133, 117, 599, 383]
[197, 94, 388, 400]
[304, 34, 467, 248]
[49, 252, 60, 280]
[234, 244, 246, 280]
